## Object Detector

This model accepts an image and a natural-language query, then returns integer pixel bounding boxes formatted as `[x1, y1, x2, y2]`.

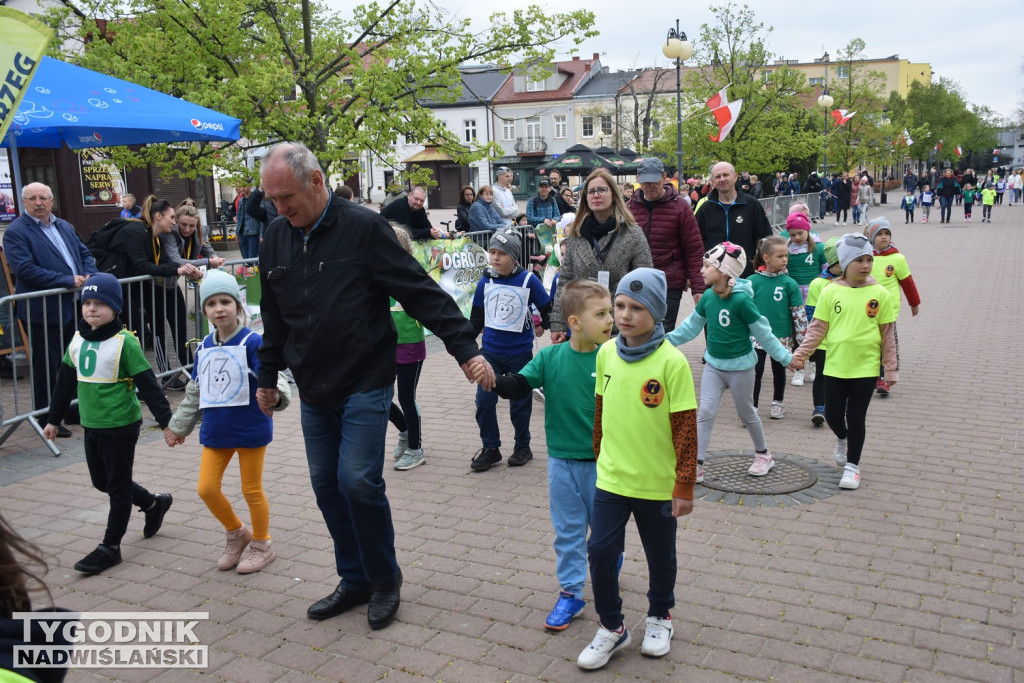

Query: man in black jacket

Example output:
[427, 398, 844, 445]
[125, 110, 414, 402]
[379, 186, 442, 240]
[694, 162, 772, 277]
[255, 143, 494, 630]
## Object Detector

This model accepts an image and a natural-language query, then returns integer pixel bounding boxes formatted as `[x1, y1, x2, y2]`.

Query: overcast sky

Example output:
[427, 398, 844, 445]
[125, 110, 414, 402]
[424, 0, 1021, 121]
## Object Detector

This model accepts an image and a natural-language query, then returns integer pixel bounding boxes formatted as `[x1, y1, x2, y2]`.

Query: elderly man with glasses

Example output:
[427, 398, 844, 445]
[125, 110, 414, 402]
[3, 183, 97, 436]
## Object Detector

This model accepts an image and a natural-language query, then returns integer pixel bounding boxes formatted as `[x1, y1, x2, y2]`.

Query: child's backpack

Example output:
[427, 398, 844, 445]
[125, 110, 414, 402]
[86, 218, 134, 277]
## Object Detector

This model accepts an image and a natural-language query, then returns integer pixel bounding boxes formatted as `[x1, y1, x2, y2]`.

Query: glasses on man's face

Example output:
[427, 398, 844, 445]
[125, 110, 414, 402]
[586, 186, 610, 197]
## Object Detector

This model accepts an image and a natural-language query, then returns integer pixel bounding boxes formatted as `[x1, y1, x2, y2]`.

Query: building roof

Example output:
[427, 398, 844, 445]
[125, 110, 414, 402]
[418, 66, 509, 107]
[493, 54, 601, 104]
[574, 69, 639, 99]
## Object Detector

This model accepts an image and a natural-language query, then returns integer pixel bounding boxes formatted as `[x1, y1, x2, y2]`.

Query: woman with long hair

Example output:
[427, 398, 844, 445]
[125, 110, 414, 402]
[549, 169, 653, 343]
[174, 200, 226, 270]
[455, 185, 475, 235]
[109, 196, 201, 382]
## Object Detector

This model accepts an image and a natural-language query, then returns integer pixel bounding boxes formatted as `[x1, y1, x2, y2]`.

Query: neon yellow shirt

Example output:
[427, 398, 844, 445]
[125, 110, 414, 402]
[813, 284, 895, 378]
[595, 340, 696, 500]
[870, 252, 911, 319]
[981, 188, 996, 206]
[805, 276, 834, 351]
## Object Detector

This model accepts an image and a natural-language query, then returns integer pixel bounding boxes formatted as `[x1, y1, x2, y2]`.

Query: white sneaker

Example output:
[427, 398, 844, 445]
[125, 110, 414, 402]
[769, 401, 784, 419]
[640, 616, 673, 657]
[841, 221, 847, 226]
[747, 451, 774, 476]
[696, 462, 704, 484]
[577, 626, 631, 670]
[791, 369, 804, 386]
[806, 362, 816, 382]
[834, 438, 848, 468]
[839, 464, 860, 490]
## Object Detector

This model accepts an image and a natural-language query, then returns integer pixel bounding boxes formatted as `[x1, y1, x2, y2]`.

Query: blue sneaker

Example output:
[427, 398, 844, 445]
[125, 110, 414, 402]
[545, 591, 586, 631]
[811, 406, 825, 427]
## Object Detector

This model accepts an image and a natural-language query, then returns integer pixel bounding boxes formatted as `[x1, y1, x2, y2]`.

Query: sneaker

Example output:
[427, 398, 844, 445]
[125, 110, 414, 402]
[806, 362, 816, 382]
[577, 626, 631, 670]
[833, 221, 839, 226]
[769, 401, 784, 420]
[75, 544, 122, 575]
[640, 616, 673, 657]
[696, 462, 704, 484]
[544, 591, 586, 631]
[747, 451, 774, 476]
[218, 524, 253, 570]
[875, 378, 890, 396]
[841, 221, 847, 226]
[533, 387, 545, 402]
[237, 539, 275, 574]
[166, 377, 187, 391]
[471, 447, 502, 472]
[394, 448, 425, 471]
[839, 464, 860, 490]
[834, 437, 848, 468]
[811, 406, 825, 427]
[393, 432, 409, 460]
[143, 493, 173, 538]
[508, 445, 533, 467]
[791, 369, 804, 386]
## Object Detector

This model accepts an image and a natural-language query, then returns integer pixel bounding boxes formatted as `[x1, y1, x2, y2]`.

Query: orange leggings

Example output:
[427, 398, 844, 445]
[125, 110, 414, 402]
[197, 447, 270, 541]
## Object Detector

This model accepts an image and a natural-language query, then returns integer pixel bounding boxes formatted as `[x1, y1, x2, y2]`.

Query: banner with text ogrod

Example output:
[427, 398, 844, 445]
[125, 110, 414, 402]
[0, 7, 53, 143]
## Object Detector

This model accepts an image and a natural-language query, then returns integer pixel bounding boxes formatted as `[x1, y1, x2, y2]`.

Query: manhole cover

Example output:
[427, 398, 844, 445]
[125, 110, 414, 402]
[701, 454, 818, 495]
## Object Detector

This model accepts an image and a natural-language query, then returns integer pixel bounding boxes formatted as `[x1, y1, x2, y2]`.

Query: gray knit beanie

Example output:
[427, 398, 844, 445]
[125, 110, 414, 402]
[615, 267, 668, 322]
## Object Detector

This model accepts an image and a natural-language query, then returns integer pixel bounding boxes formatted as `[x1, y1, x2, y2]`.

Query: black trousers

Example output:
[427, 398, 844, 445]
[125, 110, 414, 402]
[753, 348, 786, 405]
[665, 289, 684, 332]
[823, 376, 876, 466]
[83, 422, 155, 546]
[28, 320, 75, 413]
[810, 349, 827, 408]
[387, 360, 424, 450]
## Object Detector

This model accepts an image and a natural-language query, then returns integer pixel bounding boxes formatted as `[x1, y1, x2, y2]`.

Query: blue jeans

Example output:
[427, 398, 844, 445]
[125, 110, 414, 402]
[476, 351, 532, 449]
[939, 195, 953, 222]
[300, 386, 398, 590]
[239, 233, 260, 259]
[589, 488, 676, 630]
[548, 457, 596, 596]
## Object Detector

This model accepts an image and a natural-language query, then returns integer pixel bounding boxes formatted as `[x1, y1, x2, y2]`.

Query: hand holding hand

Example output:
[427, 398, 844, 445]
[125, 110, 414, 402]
[910, 305, 919, 316]
[550, 330, 567, 344]
[789, 358, 804, 371]
[672, 497, 694, 518]
[163, 428, 184, 447]
[255, 388, 279, 417]
[462, 355, 494, 390]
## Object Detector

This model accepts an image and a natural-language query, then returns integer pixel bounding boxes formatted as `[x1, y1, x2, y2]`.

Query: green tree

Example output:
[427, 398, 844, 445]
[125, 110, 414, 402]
[824, 39, 889, 173]
[648, 1, 819, 178]
[45, 0, 597, 180]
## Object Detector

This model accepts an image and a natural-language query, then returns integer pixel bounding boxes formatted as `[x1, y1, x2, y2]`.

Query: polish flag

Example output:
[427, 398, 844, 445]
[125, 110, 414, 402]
[937, 140, 943, 151]
[830, 109, 856, 126]
[955, 145, 962, 157]
[902, 129, 913, 146]
[709, 99, 743, 142]
[705, 86, 730, 112]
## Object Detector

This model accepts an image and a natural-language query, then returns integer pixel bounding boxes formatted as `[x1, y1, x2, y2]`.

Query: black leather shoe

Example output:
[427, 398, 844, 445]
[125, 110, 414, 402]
[508, 445, 533, 466]
[143, 493, 173, 538]
[367, 569, 403, 630]
[307, 585, 372, 621]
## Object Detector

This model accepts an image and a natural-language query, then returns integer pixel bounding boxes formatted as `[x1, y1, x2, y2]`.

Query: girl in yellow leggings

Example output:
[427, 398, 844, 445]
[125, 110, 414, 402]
[167, 270, 290, 572]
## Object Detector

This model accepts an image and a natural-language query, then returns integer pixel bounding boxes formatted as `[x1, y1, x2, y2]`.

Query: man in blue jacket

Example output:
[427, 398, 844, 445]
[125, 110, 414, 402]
[4, 183, 97, 436]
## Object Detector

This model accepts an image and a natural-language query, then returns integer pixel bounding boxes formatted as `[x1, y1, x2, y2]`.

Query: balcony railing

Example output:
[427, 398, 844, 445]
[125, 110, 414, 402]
[514, 136, 547, 154]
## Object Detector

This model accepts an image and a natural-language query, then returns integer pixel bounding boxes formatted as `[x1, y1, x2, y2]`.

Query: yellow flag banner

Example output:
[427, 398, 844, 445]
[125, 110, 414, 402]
[0, 7, 53, 142]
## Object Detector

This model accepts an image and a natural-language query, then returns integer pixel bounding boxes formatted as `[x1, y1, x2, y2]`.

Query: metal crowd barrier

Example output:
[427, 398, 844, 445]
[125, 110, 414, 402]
[0, 259, 257, 456]
[757, 193, 823, 231]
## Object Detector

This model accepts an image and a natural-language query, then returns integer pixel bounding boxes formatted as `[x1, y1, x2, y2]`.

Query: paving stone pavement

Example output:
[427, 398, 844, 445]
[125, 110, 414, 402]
[1, 198, 1022, 682]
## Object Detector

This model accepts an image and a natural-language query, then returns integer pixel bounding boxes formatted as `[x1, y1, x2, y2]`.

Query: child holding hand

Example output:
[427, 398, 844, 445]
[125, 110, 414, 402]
[44, 273, 174, 575]
[167, 270, 291, 573]
[577, 268, 697, 670]
[667, 243, 795, 479]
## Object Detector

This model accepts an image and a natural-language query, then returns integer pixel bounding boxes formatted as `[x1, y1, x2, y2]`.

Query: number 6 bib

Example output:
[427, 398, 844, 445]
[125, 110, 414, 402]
[69, 334, 126, 383]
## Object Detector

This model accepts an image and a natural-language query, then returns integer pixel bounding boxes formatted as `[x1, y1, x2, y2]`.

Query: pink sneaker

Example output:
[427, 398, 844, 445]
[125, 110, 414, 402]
[747, 451, 774, 476]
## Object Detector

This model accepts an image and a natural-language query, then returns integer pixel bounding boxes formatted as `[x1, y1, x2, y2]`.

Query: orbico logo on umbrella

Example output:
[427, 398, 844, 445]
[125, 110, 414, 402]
[190, 119, 225, 132]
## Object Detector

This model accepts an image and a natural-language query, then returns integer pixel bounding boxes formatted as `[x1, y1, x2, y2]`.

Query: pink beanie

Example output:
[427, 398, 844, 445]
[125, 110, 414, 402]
[785, 212, 811, 232]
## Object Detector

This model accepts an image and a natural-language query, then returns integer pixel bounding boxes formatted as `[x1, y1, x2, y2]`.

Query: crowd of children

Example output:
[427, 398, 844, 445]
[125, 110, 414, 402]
[20, 171, 953, 675]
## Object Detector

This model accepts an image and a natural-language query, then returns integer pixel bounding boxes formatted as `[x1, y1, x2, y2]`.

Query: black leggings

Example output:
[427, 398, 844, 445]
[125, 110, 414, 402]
[823, 376, 876, 466]
[84, 422, 155, 547]
[811, 349, 826, 407]
[387, 361, 424, 449]
[753, 349, 786, 405]
[835, 207, 848, 222]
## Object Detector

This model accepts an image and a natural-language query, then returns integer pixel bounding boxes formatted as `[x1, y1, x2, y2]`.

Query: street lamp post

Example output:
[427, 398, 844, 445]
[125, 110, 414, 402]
[816, 58, 833, 179]
[662, 20, 693, 180]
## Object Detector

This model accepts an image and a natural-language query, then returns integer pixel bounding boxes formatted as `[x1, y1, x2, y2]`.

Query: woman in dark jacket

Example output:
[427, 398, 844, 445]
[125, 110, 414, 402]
[832, 173, 852, 225]
[109, 197, 200, 372]
[455, 185, 475, 234]
[468, 185, 506, 234]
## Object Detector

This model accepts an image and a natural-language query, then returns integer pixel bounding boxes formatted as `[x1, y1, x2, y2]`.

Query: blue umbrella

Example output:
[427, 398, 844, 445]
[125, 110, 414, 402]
[1, 56, 241, 149]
